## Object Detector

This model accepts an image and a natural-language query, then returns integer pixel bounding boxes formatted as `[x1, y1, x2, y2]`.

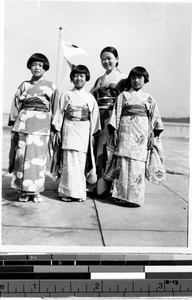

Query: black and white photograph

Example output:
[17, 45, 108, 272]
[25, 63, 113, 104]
[1, 0, 190, 249]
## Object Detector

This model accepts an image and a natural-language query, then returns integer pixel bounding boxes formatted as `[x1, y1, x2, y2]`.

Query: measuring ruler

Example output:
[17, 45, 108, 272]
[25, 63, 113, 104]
[0, 253, 191, 297]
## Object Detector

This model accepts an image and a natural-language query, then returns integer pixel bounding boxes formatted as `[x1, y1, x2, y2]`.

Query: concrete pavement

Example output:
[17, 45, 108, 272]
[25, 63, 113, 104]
[2, 126, 189, 247]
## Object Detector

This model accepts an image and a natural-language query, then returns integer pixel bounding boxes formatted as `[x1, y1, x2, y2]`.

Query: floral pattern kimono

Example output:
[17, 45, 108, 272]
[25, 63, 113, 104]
[91, 68, 127, 195]
[8, 77, 59, 195]
[56, 87, 100, 200]
[106, 88, 164, 206]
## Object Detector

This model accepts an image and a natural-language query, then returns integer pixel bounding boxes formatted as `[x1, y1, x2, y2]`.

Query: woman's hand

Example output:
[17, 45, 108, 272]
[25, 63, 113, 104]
[55, 132, 61, 145]
[113, 130, 118, 146]
[50, 131, 55, 141]
[108, 83, 117, 90]
[147, 131, 154, 150]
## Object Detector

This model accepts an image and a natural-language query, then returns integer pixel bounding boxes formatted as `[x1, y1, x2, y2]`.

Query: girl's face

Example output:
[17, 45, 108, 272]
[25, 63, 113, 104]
[72, 73, 86, 89]
[131, 75, 145, 91]
[100, 51, 118, 74]
[30, 61, 45, 78]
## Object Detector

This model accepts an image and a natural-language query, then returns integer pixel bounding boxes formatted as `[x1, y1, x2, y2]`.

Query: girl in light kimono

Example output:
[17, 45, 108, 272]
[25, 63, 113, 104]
[91, 46, 127, 197]
[105, 66, 165, 207]
[8, 53, 59, 203]
[56, 65, 100, 202]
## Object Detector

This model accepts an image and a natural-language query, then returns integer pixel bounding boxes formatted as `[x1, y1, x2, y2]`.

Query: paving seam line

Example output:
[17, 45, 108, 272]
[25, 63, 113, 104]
[162, 184, 188, 204]
[93, 199, 106, 246]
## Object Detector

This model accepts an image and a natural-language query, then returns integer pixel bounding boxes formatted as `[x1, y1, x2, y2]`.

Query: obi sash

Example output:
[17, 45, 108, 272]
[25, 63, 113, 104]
[96, 88, 116, 108]
[65, 106, 90, 121]
[22, 97, 49, 112]
[122, 104, 148, 117]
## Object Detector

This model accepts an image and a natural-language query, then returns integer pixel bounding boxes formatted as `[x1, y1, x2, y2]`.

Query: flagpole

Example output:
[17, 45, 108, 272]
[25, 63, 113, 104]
[56, 27, 62, 86]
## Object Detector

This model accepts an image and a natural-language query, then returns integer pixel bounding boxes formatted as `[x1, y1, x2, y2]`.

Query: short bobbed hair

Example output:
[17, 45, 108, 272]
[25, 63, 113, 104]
[70, 65, 90, 81]
[100, 46, 119, 67]
[27, 53, 50, 71]
[128, 66, 149, 83]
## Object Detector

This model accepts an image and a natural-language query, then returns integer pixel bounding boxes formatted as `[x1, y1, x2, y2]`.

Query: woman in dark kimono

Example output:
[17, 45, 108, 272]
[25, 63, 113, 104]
[91, 46, 127, 197]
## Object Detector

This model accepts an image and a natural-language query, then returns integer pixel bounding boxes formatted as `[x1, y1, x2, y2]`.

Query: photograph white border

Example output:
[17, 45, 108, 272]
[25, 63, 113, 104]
[1, 0, 191, 255]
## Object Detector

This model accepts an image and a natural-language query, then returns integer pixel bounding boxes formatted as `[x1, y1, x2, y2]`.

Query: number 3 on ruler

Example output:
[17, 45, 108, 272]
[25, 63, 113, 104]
[158, 282, 163, 289]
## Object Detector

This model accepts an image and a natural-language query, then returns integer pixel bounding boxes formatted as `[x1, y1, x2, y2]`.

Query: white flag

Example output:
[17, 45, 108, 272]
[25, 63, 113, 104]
[64, 59, 76, 79]
[61, 41, 88, 59]
[66, 59, 76, 70]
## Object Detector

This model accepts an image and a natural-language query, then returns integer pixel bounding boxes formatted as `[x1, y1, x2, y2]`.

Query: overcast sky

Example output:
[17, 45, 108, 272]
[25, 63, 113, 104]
[2, 0, 191, 118]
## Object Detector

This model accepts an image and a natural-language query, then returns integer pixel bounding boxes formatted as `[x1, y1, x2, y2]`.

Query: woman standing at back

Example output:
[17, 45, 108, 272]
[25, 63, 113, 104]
[91, 46, 127, 197]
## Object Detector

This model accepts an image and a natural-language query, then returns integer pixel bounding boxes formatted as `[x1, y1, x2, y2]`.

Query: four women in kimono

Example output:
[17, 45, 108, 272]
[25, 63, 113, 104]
[8, 51, 165, 206]
[8, 53, 59, 203]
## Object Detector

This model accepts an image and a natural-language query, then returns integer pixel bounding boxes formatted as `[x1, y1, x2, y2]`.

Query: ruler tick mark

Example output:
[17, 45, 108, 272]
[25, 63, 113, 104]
[132, 281, 134, 292]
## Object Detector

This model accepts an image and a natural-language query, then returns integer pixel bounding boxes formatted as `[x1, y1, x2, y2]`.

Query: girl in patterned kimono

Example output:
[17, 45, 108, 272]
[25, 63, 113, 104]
[56, 65, 100, 202]
[91, 46, 127, 197]
[8, 53, 59, 203]
[106, 66, 164, 207]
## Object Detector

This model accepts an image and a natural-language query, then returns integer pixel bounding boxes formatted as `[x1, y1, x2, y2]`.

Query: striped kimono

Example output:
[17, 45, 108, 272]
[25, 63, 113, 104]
[8, 76, 59, 195]
[57, 87, 100, 200]
[91, 68, 127, 196]
[106, 88, 164, 206]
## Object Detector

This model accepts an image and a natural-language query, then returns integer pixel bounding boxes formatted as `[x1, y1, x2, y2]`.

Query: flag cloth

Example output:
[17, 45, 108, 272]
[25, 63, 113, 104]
[62, 41, 88, 59]
[64, 59, 76, 79]
[66, 60, 76, 70]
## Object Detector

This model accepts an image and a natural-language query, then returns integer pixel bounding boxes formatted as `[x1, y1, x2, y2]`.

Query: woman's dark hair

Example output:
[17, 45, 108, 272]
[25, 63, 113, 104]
[100, 46, 119, 59]
[100, 46, 119, 67]
[70, 65, 90, 81]
[27, 53, 50, 71]
[127, 66, 149, 83]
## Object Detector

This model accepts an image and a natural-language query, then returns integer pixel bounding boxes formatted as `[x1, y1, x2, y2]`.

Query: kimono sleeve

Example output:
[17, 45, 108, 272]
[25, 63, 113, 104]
[111, 78, 130, 97]
[108, 92, 124, 133]
[148, 96, 164, 136]
[51, 92, 66, 132]
[50, 85, 60, 130]
[90, 95, 101, 135]
[8, 83, 24, 126]
[90, 77, 102, 98]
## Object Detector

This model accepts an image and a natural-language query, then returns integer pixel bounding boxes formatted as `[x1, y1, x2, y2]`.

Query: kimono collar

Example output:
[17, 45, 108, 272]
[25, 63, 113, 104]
[129, 87, 144, 95]
[104, 68, 120, 78]
[72, 87, 86, 94]
[100, 68, 121, 88]
[31, 76, 45, 84]
[129, 87, 150, 102]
